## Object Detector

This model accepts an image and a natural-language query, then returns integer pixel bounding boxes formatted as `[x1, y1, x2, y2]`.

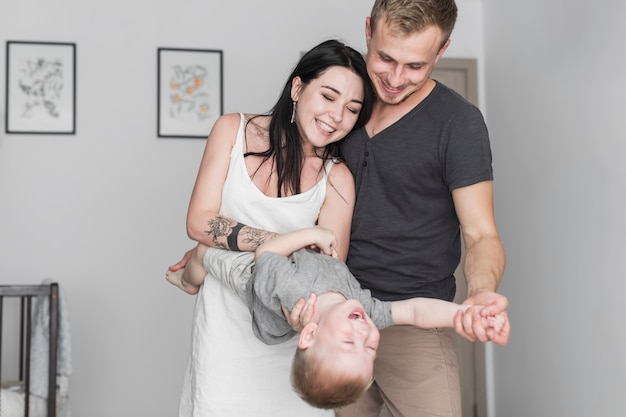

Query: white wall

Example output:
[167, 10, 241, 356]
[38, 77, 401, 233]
[0, 1, 484, 416]
[483, 1, 626, 416]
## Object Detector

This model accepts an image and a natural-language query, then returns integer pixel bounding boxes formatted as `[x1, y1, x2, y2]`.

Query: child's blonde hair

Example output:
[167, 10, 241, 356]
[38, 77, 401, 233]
[291, 347, 372, 409]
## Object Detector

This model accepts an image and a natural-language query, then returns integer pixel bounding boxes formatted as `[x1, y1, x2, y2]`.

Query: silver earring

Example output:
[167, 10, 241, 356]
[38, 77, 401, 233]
[290, 101, 297, 124]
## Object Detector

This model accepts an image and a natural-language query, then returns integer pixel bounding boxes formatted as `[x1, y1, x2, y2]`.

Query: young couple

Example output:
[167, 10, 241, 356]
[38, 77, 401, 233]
[168, 1, 509, 416]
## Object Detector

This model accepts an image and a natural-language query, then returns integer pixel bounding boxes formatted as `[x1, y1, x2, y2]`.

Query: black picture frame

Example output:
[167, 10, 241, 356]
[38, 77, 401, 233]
[157, 47, 223, 138]
[5, 41, 76, 135]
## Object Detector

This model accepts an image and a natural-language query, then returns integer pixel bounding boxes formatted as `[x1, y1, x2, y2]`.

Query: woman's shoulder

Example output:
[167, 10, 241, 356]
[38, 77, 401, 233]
[204, 113, 246, 149]
[214, 112, 245, 129]
[327, 160, 355, 195]
[209, 113, 251, 141]
[208, 113, 271, 152]
[218, 112, 268, 123]
[328, 159, 353, 181]
[217, 113, 271, 132]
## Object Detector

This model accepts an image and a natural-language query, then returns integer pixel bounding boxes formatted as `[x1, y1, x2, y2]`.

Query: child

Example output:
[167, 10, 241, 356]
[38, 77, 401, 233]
[166, 227, 507, 409]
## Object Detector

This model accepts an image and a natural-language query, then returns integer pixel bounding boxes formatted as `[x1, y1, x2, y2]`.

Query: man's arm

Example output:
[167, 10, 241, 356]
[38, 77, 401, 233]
[452, 181, 509, 345]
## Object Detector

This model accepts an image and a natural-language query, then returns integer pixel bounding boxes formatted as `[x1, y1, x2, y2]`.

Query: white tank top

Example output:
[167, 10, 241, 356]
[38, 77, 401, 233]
[220, 113, 334, 233]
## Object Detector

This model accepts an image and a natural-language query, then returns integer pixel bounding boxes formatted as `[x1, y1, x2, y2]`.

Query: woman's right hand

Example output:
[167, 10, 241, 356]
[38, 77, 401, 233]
[168, 247, 197, 272]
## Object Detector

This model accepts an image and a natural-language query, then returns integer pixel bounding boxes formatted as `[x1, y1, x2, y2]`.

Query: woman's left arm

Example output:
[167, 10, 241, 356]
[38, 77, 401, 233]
[281, 162, 355, 329]
[315, 162, 355, 262]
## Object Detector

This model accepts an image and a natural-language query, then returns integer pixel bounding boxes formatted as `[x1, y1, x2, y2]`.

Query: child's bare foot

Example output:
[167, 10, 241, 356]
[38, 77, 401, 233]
[166, 268, 200, 295]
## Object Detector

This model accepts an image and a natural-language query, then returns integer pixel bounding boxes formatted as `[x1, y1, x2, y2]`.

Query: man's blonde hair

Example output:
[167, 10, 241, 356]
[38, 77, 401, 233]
[370, 0, 458, 48]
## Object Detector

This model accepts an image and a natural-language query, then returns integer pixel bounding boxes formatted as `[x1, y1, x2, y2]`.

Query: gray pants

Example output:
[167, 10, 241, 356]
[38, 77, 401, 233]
[202, 247, 255, 304]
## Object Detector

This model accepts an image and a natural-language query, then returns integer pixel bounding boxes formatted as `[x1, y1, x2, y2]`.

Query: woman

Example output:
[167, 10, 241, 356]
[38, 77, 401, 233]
[169, 40, 374, 416]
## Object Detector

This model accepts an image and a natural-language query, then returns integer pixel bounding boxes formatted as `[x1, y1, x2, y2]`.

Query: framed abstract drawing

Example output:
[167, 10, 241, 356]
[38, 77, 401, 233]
[157, 47, 223, 138]
[5, 41, 76, 134]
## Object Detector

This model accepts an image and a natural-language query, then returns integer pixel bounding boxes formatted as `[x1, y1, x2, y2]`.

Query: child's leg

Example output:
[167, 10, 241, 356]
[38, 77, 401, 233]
[166, 244, 209, 294]
[182, 243, 210, 286]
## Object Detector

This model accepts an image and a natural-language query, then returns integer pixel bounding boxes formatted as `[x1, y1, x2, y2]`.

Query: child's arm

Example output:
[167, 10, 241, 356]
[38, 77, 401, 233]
[391, 298, 509, 344]
[254, 226, 338, 260]
[391, 297, 471, 329]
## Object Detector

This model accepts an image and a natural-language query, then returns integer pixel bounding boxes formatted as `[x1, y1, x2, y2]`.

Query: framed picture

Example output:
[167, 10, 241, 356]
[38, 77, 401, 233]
[5, 41, 76, 134]
[157, 48, 223, 138]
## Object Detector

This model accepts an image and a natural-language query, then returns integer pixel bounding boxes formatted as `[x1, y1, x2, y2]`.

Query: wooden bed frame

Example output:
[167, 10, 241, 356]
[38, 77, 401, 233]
[0, 283, 59, 417]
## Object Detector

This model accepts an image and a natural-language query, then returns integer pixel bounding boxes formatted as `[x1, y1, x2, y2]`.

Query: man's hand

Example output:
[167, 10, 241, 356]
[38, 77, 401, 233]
[455, 291, 510, 346]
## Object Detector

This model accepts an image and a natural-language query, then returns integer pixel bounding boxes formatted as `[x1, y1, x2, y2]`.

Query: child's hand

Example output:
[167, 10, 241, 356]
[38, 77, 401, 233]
[456, 292, 509, 345]
[311, 227, 338, 257]
[456, 306, 510, 346]
[282, 293, 316, 332]
[485, 310, 510, 346]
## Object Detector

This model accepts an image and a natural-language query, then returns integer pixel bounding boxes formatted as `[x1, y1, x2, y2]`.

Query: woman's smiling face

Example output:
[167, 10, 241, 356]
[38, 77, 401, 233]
[291, 66, 365, 151]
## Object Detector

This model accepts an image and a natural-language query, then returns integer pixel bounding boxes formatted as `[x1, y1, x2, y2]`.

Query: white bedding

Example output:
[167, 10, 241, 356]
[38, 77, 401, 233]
[178, 274, 333, 416]
[0, 383, 70, 417]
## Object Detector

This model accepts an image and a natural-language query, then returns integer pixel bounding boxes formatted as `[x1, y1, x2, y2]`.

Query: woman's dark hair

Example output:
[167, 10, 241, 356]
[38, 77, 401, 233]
[246, 39, 374, 197]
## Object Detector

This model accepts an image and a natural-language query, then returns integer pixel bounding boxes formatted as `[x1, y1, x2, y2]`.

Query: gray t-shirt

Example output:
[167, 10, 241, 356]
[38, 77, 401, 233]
[250, 250, 393, 345]
[341, 81, 493, 302]
[202, 248, 393, 345]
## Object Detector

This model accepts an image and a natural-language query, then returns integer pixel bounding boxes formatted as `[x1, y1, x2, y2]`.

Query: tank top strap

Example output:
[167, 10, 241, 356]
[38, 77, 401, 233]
[234, 113, 246, 148]
[323, 158, 337, 179]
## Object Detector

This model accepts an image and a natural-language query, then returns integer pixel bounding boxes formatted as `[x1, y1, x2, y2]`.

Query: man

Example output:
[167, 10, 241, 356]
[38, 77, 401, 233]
[337, 0, 509, 416]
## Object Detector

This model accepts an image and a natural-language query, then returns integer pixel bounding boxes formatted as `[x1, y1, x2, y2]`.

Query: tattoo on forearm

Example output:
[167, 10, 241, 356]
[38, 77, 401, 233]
[204, 216, 272, 251]
[242, 228, 269, 249]
[227, 223, 244, 251]
[205, 216, 230, 249]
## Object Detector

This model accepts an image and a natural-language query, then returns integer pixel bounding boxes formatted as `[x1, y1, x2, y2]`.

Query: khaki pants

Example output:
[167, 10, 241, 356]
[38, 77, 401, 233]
[336, 326, 461, 417]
